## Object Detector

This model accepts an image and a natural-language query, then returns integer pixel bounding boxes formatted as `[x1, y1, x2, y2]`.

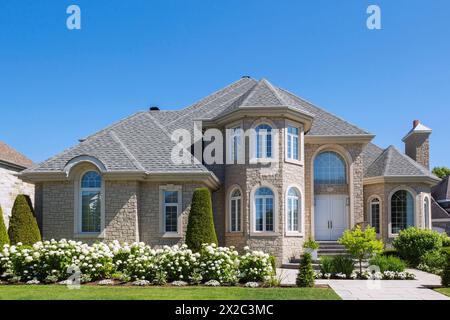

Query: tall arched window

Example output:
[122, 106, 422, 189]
[370, 198, 381, 234]
[230, 188, 242, 232]
[424, 197, 430, 229]
[286, 187, 301, 233]
[256, 124, 273, 159]
[314, 151, 346, 185]
[391, 190, 414, 234]
[255, 187, 274, 232]
[80, 171, 102, 233]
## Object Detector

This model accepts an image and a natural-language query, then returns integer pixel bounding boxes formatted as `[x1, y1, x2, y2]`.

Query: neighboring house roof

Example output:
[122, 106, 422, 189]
[431, 197, 450, 220]
[364, 145, 438, 181]
[432, 175, 450, 201]
[0, 141, 34, 169]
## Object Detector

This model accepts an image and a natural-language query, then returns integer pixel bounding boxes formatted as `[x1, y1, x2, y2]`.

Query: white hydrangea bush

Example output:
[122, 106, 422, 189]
[199, 244, 239, 284]
[238, 247, 274, 283]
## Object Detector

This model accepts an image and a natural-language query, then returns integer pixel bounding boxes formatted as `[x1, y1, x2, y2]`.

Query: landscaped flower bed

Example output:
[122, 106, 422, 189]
[0, 240, 275, 287]
[314, 270, 416, 280]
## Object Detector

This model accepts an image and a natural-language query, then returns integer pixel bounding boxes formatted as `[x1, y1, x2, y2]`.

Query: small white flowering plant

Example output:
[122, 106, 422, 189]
[238, 247, 274, 283]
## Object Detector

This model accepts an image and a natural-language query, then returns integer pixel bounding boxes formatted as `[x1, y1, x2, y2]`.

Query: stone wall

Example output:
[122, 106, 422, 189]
[0, 165, 34, 227]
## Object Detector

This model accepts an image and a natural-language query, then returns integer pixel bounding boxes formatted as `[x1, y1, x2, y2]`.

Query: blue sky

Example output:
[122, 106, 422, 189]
[0, 0, 449, 168]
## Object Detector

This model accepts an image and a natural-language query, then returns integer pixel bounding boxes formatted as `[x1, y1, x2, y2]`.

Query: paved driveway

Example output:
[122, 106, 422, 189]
[277, 268, 449, 300]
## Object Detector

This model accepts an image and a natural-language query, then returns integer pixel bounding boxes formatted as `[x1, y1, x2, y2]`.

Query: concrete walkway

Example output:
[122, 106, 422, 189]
[277, 268, 449, 300]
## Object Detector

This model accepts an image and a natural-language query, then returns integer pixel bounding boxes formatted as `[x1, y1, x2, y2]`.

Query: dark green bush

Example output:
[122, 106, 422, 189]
[441, 247, 450, 258]
[296, 253, 315, 287]
[0, 206, 9, 246]
[440, 234, 450, 247]
[185, 188, 218, 252]
[381, 248, 400, 258]
[419, 250, 446, 274]
[393, 227, 443, 266]
[319, 256, 334, 275]
[442, 254, 450, 287]
[370, 255, 406, 272]
[332, 256, 355, 278]
[8, 195, 41, 245]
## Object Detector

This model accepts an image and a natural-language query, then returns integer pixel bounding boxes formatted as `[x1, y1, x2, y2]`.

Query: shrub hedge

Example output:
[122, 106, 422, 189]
[185, 188, 218, 252]
[0, 206, 9, 246]
[442, 254, 450, 287]
[8, 195, 41, 246]
[370, 255, 406, 273]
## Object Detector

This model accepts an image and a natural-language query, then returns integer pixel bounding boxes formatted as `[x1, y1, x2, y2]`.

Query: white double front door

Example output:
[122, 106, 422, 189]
[315, 195, 348, 241]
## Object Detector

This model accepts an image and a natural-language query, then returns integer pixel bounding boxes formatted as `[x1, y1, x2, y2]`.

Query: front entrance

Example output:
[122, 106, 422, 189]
[315, 195, 348, 241]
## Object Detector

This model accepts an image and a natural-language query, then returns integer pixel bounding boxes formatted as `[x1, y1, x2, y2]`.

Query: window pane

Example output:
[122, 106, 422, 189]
[255, 187, 274, 196]
[266, 198, 274, 231]
[256, 198, 264, 231]
[81, 171, 101, 188]
[371, 201, 380, 234]
[231, 199, 237, 232]
[256, 124, 272, 158]
[391, 190, 414, 234]
[237, 199, 241, 231]
[424, 198, 430, 228]
[165, 205, 178, 232]
[287, 135, 292, 159]
[314, 151, 346, 185]
[81, 191, 101, 233]
[165, 191, 178, 204]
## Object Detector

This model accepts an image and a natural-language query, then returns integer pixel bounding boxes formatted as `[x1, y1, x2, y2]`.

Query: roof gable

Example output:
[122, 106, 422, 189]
[0, 141, 33, 169]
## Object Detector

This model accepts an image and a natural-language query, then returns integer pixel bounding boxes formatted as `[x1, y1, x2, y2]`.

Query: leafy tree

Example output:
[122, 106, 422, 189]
[0, 205, 9, 246]
[296, 253, 315, 287]
[8, 195, 41, 245]
[185, 188, 218, 252]
[432, 166, 450, 179]
[338, 226, 384, 274]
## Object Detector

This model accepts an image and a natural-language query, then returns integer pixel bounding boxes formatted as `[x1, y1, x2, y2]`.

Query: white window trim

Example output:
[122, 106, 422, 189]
[228, 186, 243, 233]
[74, 169, 106, 238]
[250, 184, 278, 236]
[285, 185, 304, 237]
[225, 120, 244, 165]
[423, 195, 431, 230]
[284, 120, 304, 166]
[388, 186, 417, 238]
[159, 185, 183, 238]
[368, 196, 382, 236]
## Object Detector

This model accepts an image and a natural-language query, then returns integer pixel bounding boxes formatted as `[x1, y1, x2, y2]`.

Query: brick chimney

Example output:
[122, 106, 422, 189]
[402, 120, 432, 169]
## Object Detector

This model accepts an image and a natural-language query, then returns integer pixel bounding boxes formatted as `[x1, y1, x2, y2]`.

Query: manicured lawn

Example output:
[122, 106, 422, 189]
[0, 285, 340, 300]
[435, 288, 450, 297]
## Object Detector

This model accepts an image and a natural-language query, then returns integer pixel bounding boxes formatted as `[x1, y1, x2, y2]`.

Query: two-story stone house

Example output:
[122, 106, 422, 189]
[21, 77, 439, 264]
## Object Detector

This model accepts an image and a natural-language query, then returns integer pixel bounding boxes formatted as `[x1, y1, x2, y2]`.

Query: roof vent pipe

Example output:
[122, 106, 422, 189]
[149, 106, 160, 111]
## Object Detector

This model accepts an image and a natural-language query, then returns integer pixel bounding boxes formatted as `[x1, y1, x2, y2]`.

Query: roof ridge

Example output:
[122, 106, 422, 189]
[260, 78, 287, 106]
[383, 145, 396, 176]
[278, 88, 371, 135]
[109, 131, 146, 172]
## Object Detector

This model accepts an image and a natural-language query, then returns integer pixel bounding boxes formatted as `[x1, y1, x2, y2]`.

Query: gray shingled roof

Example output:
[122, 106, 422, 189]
[26, 77, 431, 178]
[365, 145, 437, 179]
[431, 197, 450, 220]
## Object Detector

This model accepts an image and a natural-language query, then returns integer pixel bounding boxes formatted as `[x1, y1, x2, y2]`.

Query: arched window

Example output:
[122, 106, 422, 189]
[391, 190, 414, 234]
[314, 151, 346, 185]
[255, 187, 274, 232]
[230, 188, 242, 232]
[424, 197, 430, 229]
[286, 187, 301, 233]
[80, 171, 102, 233]
[370, 198, 381, 234]
[255, 124, 273, 159]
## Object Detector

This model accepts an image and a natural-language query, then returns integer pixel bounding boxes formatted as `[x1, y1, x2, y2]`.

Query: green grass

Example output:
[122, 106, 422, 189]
[0, 285, 340, 300]
[436, 288, 450, 297]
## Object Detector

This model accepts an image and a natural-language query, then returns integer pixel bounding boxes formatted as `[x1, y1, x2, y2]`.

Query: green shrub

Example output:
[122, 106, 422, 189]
[441, 247, 450, 258]
[332, 255, 354, 278]
[0, 206, 9, 246]
[8, 195, 41, 245]
[303, 238, 319, 250]
[370, 255, 406, 272]
[381, 248, 400, 258]
[296, 253, 315, 287]
[418, 250, 446, 274]
[442, 254, 450, 287]
[338, 226, 384, 273]
[440, 234, 450, 247]
[185, 188, 218, 252]
[319, 256, 334, 275]
[269, 255, 277, 275]
[393, 227, 443, 266]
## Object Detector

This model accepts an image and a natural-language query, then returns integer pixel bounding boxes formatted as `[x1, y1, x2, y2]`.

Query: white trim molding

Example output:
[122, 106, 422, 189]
[159, 184, 183, 238]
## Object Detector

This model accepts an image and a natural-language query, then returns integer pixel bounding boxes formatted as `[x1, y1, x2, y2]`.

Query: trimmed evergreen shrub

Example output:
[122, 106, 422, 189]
[440, 234, 450, 247]
[370, 255, 406, 272]
[393, 227, 443, 266]
[319, 256, 334, 275]
[442, 254, 450, 287]
[8, 195, 41, 245]
[185, 188, 218, 252]
[269, 255, 277, 275]
[296, 253, 315, 287]
[0, 206, 9, 246]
